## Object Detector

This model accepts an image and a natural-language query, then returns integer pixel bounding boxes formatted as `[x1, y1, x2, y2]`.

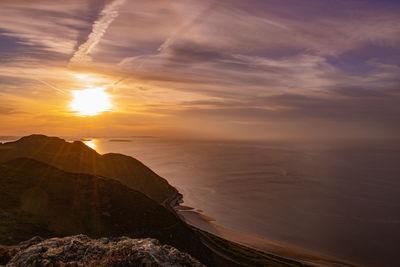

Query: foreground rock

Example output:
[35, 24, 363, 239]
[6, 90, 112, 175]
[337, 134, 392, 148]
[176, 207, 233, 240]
[5, 235, 205, 267]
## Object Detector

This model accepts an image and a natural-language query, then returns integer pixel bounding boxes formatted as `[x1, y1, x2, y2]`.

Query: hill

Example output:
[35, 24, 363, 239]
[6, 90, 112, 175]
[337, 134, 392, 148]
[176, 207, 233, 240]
[0, 135, 176, 203]
[0, 158, 215, 265]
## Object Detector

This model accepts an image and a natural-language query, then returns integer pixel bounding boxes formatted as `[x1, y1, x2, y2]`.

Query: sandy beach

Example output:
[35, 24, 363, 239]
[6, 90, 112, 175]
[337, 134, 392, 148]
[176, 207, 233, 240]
[177, 208, 358, 267]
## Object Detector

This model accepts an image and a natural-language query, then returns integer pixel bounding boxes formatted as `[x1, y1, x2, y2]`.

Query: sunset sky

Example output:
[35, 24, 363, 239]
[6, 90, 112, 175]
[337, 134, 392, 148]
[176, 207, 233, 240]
[0, 0, 399, 139]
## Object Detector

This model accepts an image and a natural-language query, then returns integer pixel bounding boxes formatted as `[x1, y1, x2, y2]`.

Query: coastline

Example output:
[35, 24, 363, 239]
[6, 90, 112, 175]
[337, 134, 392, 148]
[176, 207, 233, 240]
[166, 194, 358, 267]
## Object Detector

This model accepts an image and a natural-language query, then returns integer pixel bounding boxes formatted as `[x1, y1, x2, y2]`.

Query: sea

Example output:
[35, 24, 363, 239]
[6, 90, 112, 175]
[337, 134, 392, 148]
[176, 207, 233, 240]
[4, 137, 400, 267]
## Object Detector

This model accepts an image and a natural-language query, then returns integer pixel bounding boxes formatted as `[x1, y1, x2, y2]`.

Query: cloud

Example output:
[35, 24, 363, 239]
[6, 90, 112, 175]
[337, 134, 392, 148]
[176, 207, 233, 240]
[0, 3, 85, 55]
[69, 0, 126, 65]
[157, 0, 219, 52]
[0, 106, 20, 115]
[138, 89, 398, 133]
[1, 0, 400, 138]
[330, 87, 390, 98]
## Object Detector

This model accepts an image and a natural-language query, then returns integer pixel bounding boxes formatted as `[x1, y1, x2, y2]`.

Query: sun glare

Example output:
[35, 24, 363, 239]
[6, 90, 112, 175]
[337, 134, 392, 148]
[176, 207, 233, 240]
[70, 88, 112, 116]
[83, 139, 97, 150]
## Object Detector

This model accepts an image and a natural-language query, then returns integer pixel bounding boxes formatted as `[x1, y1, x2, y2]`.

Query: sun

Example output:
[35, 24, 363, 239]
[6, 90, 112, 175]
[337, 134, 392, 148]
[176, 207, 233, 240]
[70, 88, 112, 116]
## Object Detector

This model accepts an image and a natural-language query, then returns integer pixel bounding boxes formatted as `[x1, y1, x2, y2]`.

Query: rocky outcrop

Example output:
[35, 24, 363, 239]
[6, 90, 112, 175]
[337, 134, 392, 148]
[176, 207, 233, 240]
[5, 235, 206, 267]
[0, 245, 13, 265]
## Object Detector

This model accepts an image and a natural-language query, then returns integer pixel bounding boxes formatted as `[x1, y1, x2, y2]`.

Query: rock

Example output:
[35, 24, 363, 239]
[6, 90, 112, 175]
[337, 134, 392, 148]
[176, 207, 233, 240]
[6, 235, 206, 267]
[15, 236, 43, 250]
[0, 246, 14, 265]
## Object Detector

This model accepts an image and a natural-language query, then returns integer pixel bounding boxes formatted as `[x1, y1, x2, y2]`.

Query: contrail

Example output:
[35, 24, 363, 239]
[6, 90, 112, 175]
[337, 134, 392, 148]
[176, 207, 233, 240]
[157, 1, 285, 52]
[114, 1, 218, 86]
[158, 0, 219, 52]
[18, 68, 67, 94]
[114, 1, 218, 88]
[69, 0, 126, 65]
[33, 78, 67, 94]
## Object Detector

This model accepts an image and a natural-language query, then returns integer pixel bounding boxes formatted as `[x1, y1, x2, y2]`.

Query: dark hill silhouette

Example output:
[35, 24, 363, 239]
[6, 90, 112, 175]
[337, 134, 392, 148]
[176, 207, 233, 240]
[0, 135, 177, 203]
[0, 158, 216, 266]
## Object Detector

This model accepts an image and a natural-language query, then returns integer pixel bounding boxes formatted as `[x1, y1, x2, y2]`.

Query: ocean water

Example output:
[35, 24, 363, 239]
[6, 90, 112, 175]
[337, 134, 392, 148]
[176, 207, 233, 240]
[89, 138, 400, 267]
[4, 137, 399, 267]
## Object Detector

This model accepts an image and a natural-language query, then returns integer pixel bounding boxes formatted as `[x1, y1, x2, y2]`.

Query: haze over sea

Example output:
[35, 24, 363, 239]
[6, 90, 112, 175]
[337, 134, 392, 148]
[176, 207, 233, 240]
[82, 137, 399, 267]
[3, 137, 399, 267]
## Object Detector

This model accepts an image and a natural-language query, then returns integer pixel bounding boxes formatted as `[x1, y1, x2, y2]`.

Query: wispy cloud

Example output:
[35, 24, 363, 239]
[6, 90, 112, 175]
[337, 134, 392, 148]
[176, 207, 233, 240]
[1, 0, 400, 138]
[69, 0, 126, 65]
[158, 1, 219, 52]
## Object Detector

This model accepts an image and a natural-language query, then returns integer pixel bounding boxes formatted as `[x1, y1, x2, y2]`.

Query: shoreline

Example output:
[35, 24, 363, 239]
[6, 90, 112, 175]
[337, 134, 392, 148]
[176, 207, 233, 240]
[168, 196, 358, 267]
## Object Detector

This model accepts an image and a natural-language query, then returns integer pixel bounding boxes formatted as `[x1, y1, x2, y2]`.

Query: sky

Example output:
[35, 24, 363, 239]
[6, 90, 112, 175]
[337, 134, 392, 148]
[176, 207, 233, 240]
[0, 0, 399, 140]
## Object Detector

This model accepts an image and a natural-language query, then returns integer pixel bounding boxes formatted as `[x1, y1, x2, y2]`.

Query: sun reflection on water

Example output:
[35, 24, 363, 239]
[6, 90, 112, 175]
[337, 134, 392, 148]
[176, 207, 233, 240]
[83, 139, 96, 150]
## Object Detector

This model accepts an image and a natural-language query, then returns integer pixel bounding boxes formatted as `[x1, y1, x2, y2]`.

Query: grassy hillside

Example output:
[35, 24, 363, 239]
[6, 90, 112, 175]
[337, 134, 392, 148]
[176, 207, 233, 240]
[0, 135, 176, 203]
[0, 158, 216, 265]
